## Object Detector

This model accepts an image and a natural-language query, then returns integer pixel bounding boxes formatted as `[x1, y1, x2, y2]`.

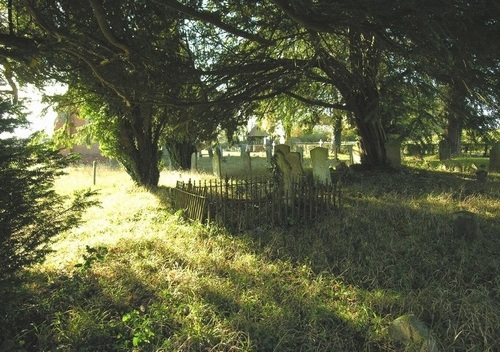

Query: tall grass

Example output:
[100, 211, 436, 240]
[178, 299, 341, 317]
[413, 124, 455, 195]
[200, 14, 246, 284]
[1, 157, 499, 351]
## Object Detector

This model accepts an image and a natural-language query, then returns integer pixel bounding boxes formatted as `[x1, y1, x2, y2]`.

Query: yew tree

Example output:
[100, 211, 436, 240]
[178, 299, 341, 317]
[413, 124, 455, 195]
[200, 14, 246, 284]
[155, 0, 499, 167]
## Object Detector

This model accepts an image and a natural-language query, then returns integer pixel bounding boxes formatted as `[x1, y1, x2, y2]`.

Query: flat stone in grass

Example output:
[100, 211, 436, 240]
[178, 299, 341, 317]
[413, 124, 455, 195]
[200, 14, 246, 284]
[452, 211, 479, 241]
[389, 314, 440, 352]
[490, 142, 500, 172]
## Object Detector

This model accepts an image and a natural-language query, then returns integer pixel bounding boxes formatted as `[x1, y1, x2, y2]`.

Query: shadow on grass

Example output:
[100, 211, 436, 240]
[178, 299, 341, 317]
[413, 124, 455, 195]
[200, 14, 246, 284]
[2, 167, 498, 351]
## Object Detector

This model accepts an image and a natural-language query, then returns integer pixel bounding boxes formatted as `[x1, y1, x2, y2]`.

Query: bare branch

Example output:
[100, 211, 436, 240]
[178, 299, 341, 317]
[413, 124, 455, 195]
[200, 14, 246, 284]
[61, 48, 131, 107]
[88, 0, 130, 57]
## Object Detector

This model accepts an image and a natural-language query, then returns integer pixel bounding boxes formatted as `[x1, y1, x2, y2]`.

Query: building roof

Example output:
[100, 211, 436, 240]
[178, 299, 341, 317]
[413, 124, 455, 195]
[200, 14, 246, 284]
[247, 126, 269, 137]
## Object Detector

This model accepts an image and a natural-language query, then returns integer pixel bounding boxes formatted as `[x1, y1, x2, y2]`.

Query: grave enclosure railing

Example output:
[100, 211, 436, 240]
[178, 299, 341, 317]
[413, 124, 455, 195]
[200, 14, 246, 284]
[170, 176, 341, 232]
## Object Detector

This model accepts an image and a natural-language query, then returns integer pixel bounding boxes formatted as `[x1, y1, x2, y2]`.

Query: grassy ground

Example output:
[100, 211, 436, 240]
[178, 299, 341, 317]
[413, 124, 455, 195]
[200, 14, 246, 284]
[1, 155, 499, 351]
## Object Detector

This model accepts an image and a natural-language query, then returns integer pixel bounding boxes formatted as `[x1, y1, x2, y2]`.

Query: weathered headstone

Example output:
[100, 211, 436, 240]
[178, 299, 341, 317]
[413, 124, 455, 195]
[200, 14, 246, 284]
[352, 145, 361, 164]
[385, 139, 402, 168]
[452, 211, 479, 241]
[310, 147, 331, 184]
[389, 314, 440, 352]
[212, 148, 222, 178]
[274, 144, 290, 156]
[438, 140, 451, 161]
[275, 150, 292, 204]
[489, 142, 500, 172]
[296, 146, 304, 164]
[347, 145, 354, 164]
[161, 147, 172, 168]
[266, 144, 273, 162]
[190, 152, 198, 172]
[239, 144, 247, 156]
[241, 150, 252, 173]
[285, 152, 304, 179]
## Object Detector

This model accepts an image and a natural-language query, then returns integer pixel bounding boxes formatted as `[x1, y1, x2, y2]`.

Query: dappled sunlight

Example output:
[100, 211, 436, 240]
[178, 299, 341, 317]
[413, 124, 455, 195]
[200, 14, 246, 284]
[3, 164, 498, 350]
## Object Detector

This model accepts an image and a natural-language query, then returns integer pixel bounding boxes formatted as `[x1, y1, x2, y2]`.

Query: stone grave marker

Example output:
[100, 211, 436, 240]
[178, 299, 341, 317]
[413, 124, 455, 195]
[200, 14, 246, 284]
[274, 144, 290, 156]
[385, 139, 402, 168]
[275, 150, 292, 204]
[347, 144, 361, 165]
[489, 142, 500, 172]
[241, 150, 252, 173]
[212, 147, 222, 178]
[296, 146, 304, 163]
[190, 152, 198, 172]
[285, 152, 304, 179]
[310, 147, 331, 184]
[389, 314, 440, 352]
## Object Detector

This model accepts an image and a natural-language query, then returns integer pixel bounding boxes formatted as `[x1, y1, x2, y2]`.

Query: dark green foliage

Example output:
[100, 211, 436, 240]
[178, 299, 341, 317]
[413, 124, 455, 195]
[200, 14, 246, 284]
[0, 99, 97, 287]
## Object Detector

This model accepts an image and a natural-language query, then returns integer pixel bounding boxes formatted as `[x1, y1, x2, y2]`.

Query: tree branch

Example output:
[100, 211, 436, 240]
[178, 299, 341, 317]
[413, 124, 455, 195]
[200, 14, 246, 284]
[152, 0, 273, 45]
[61, 47, 131, 107]
[285, 90, 347, 110]
[88, 0, 130, 57]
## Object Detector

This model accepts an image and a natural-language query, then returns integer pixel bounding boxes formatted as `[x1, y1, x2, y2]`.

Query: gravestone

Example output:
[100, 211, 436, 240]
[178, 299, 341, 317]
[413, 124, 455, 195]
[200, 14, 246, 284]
[161, 147, 172, 168]
[274, 144, 290, 156]
[285, 152, 304, 179]
[438, 140, 451, 161]
[310, 147, 331, 185]
[239, 144, 247, 156]
[241, 150, 252, 173]
[296, 146, 304, 164]
[452, 211, 479, 241]
[274, 150, 292, 204]
[352, 145, 361, 164]
[489, 142, 500, 172]
[389, 314, 440, 352]
[385, 139, 402, 168]
[266, 144, 273, 162]
[212, 148, 222, 178]
[190, 152, 198, 172]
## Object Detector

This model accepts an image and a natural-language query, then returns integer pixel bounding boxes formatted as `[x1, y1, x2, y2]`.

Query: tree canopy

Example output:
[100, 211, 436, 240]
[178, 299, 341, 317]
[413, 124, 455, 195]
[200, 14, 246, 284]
[0, 0, 498, 185]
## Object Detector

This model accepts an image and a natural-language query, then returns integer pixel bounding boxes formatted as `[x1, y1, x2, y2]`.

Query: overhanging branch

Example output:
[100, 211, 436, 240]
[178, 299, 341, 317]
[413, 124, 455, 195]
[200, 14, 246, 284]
[152, 0, 273, 45]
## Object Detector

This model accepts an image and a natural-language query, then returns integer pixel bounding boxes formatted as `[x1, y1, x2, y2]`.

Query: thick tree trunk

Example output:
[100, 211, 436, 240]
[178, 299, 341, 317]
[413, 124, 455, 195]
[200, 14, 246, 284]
[116, 105, 162, 188]
[446, 115, 462, 157]
[164, 139, 197, 170]
[445, 85, 466, 156]
[354, 116, 387, 167]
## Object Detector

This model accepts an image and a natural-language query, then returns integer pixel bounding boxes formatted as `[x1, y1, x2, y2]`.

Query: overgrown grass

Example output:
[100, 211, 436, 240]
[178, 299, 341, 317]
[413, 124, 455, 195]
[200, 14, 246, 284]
[1, 158, 499, 351]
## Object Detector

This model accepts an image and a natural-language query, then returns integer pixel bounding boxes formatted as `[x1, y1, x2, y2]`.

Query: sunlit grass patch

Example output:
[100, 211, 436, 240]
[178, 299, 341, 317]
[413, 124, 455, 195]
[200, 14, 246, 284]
[2, 162, 499, 351]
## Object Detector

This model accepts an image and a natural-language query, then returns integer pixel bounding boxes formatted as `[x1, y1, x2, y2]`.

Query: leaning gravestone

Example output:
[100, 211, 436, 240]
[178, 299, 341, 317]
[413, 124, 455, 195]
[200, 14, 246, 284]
[489, 142, 500, 172]
[274, 144, 290, 156]
[385, 139, 402, 168]
[285, 152, 304, 180]
[389, 314, 440, 352]
[212, 148, 222, 178]
[191, 152, 198, 172]
[310, 147, 331, 185]
[241, 150, 252, 173]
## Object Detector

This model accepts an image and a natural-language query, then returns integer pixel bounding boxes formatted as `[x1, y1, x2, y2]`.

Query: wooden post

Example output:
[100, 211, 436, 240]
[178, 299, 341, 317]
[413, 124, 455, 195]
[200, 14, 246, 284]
[92, 161, 97, 185]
